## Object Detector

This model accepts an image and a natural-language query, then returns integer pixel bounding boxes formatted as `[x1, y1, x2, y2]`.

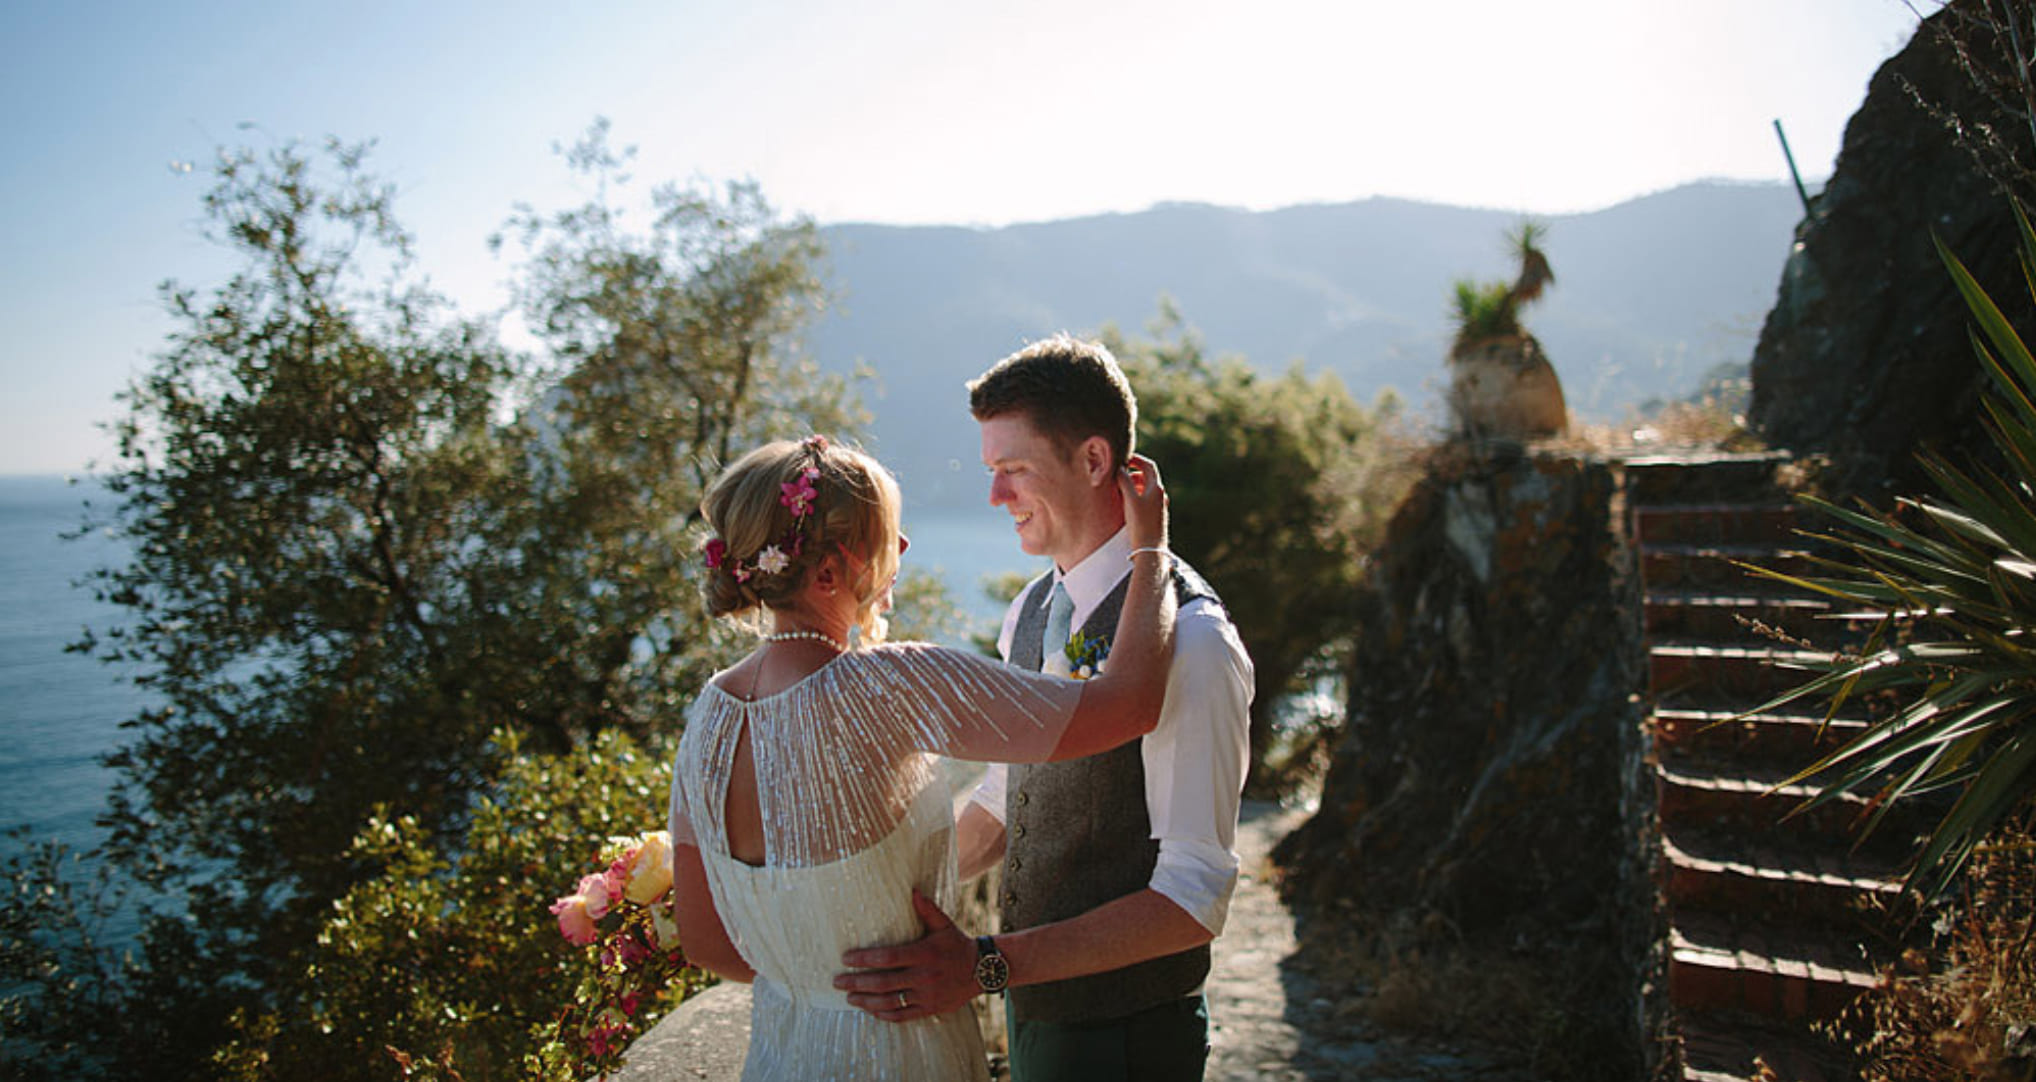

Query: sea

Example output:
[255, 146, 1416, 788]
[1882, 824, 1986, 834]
[0, 475, 1038, 868]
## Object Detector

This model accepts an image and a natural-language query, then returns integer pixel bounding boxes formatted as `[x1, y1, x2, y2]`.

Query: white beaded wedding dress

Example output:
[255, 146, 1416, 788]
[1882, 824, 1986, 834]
[668, 642, 1083, 1081]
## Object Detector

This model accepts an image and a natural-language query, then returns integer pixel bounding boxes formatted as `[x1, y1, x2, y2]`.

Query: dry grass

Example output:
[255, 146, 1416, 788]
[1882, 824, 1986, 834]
[1549, 397, 1760, 457]
[1825, 820, 2036, 1081]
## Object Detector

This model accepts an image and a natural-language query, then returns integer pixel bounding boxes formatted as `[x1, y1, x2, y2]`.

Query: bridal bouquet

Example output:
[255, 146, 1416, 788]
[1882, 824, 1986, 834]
[532, 830, 709, 1078]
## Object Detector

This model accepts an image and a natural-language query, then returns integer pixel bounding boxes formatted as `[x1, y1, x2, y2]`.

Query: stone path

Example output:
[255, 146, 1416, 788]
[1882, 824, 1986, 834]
[1206, 801, 1529, 1082]
[622, 800, 1536, 1080]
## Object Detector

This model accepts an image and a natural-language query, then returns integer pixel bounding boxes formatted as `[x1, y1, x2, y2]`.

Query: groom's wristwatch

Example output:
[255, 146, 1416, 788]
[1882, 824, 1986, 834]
[973, 935, 1010, 995]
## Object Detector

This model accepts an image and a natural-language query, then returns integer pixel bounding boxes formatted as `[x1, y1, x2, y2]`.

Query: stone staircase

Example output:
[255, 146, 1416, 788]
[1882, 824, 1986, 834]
[1629, 453, 1915, 1082]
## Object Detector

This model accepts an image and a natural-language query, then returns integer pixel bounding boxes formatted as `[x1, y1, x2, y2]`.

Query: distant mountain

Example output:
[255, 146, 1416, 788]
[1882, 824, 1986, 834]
[806, 180, 1809, 507]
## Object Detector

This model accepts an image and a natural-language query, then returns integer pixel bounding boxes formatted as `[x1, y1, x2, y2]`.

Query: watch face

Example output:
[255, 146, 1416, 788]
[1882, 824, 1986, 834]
[974, 952, 1010, 993]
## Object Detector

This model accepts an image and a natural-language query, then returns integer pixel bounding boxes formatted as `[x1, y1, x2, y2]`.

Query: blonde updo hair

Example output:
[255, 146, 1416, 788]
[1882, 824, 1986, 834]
[699, 437, 902, 642]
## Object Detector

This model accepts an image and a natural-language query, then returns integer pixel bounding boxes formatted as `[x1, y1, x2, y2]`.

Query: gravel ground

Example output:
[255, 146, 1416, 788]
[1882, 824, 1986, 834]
[1207, 801, 1538, 1082]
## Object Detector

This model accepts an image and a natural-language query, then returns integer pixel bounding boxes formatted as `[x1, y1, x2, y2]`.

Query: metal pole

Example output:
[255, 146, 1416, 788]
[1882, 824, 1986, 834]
[1773, 119, 1814, 217]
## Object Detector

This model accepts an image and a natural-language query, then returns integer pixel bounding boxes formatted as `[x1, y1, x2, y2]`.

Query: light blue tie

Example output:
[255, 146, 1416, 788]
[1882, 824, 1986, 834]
[1041, 580, 1074, 676]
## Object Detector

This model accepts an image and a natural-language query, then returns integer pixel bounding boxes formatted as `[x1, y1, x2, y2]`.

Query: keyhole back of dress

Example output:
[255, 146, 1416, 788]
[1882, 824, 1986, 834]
[712, 641, 834, 869]
[723, 719, 767, 868]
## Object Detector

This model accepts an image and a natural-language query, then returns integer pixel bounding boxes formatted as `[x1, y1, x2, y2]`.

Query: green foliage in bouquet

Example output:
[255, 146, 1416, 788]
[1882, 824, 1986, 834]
[1744, 203, 2036, 899]
[212, 727, 708, 1081]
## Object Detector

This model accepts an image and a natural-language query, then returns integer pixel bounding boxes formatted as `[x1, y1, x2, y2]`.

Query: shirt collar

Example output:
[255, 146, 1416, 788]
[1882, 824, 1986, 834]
[1053, 527, 1133, 620]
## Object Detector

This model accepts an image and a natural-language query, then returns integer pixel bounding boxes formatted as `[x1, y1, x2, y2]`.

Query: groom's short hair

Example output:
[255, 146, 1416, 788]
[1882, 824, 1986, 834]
[968, 334, 1136, 470]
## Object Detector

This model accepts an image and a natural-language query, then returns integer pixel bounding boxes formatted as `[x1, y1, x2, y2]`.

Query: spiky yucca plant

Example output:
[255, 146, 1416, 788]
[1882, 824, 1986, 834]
[1450, 279, 1519, 343]
[1508, 220, 1554, 305]
[1448, 219, 1553, 351]
[1746, 204, 2036, 899]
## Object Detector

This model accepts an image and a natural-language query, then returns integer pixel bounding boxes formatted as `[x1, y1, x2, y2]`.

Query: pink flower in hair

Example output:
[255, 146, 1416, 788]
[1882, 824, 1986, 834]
[703, 538, 727, 569]
[780, 468, 820, 518]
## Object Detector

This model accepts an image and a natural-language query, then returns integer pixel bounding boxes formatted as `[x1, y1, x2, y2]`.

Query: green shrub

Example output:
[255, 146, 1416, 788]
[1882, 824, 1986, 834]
[213, 728, 708, 1081]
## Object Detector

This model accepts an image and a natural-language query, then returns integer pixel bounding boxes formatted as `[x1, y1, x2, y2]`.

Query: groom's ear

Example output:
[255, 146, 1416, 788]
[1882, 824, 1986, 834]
[1076, 435, 1113, 486]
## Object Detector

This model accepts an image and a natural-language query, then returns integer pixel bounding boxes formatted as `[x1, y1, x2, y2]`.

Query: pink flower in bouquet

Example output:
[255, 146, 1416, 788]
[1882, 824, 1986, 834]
[574, 872, 610, 925]
[601, 859, 630, 905]
[622, 831, 674, 905]
[549, 892, 599, 946]
[582, 872, 618, 925]
[549, 868, 623, 946]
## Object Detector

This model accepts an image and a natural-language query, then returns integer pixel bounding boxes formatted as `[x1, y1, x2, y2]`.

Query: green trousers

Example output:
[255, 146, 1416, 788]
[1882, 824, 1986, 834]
[1007, 996, 1210, 1082]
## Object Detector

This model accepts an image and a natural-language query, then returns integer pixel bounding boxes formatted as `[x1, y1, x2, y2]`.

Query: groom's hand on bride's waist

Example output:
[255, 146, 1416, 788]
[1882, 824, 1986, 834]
[834, 889, 979, 1023]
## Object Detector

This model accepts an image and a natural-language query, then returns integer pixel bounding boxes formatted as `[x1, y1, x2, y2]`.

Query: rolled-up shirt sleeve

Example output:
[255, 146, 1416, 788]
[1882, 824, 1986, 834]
[1145, 596, 1254, 935]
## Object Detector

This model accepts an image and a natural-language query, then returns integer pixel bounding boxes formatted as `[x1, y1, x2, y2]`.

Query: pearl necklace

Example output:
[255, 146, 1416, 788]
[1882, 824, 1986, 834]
[763, 629, 848, 653]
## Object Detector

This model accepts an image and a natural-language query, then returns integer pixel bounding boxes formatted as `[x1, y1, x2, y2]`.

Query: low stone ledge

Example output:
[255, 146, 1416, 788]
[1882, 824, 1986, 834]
[608, 982, 751, 1081]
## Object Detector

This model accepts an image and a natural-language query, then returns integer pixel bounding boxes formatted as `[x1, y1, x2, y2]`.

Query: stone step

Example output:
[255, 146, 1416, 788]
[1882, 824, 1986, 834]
[1641, 543, 1818, 592]
[1652, 706, 1871, 764]
[1643, 590, 1839, 642]
[1652, 757, 1923, 855]
[1677, 1010, 1856, 1082]
[1624, 452, 1793, 506]
[1635, 503, 1802, 546]
[1663, 824, 1906, 922]
[1649, 641, 1835, 702]
[1668, 911, 1881, 1022]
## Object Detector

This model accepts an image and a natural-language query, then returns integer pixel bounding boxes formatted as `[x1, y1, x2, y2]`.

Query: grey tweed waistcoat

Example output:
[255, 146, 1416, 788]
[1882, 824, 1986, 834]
[1003, 558, 1220, 1023]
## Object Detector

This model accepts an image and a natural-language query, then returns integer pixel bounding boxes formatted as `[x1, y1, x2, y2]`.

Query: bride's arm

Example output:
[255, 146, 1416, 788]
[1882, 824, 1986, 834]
[1047, 454, 1175, 761]
[671, 842, 755, 983]
[874, 455, 1172, 766]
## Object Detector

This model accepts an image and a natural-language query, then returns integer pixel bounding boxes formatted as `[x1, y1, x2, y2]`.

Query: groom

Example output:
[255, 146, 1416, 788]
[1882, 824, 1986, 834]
[838, 334, 1253, 1080]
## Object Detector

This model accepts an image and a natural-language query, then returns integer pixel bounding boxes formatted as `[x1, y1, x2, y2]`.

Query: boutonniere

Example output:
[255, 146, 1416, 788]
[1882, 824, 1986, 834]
[1063, 630, 1111, 680]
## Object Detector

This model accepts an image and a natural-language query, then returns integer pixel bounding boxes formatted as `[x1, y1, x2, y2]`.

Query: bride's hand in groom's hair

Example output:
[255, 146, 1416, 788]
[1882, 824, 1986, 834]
[833, 890, 979, 1023]
[1119, 453, 1167, 553]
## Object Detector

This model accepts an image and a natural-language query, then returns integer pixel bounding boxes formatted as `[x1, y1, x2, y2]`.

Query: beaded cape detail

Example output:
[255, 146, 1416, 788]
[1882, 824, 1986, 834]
[667, 642, 1084, 1080]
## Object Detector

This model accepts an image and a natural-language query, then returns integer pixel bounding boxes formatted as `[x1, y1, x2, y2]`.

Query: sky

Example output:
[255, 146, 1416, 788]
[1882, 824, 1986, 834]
[1, 0, 1929, 476]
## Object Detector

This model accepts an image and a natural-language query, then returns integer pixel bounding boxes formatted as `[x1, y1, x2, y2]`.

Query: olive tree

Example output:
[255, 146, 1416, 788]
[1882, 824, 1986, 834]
[2, 125, 864, 1078]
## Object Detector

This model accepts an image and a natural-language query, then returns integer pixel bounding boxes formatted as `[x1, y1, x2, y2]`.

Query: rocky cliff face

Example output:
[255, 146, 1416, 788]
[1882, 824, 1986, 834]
[1749, 1, 2030, 500]
[1275, 448, 1650, 1073]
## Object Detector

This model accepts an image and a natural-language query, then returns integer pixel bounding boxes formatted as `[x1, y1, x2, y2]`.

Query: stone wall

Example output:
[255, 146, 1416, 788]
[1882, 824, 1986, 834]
[1274, 447, 1652, 1074]
[1748, 0, 2031, 502]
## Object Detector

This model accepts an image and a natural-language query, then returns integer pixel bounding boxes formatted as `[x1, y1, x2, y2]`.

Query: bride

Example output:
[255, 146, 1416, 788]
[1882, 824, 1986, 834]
[667, 435, 1176, 1080]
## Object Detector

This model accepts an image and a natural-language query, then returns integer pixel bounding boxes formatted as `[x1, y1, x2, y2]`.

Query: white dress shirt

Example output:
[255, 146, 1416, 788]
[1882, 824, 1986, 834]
[969, 528, 1254, 934]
